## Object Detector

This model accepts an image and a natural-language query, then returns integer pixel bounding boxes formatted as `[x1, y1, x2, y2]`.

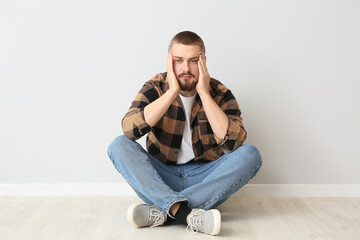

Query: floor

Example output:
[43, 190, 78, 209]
[0, 196, 359, 240]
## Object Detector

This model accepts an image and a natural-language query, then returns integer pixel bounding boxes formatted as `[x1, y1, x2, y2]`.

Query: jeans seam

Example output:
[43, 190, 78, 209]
[186, 160, 220, 177]
[182, 165, 185, 190]
[198, 163, 262, 209]
[145, 156, 179, 196]
[150, 158, 182, 177]
[187, 150, 235, 177]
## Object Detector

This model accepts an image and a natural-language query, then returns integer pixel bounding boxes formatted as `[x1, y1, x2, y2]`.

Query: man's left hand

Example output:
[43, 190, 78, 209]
[196, 53, 210, 96]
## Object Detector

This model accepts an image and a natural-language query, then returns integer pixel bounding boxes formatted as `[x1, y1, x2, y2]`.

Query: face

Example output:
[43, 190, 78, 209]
[170, 44, 202, 92]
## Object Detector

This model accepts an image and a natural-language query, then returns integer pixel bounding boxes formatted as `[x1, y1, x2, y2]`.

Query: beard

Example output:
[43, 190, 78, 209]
[177, 72, 197, 91]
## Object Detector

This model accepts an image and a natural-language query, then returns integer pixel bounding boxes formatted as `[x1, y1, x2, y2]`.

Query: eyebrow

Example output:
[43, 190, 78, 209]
[173, 56, 200, 60]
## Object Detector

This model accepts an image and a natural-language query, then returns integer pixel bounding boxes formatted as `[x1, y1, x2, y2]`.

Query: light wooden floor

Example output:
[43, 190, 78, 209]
[0, 196, 359, 240]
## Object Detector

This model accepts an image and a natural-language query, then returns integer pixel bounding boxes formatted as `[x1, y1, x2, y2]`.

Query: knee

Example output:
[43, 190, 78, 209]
[109, 135, 129, 148]
[235, 144, 262, 168]
[244, 144, 262, 166]
[107, 135, 132, 159]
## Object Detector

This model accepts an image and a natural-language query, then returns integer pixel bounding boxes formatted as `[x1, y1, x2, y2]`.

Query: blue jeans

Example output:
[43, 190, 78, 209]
[107, 135, 262, 217]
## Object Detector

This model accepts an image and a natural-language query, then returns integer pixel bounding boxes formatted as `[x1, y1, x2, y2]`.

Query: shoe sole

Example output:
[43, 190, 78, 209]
[210, 209, 221, 236]
[127, 203, 143, 228]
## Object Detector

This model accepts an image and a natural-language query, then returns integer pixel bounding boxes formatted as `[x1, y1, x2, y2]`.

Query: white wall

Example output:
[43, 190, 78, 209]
[1, 0, 359, 185]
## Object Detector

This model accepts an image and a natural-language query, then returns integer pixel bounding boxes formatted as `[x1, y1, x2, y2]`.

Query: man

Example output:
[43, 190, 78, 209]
[107, 31, 262, 236]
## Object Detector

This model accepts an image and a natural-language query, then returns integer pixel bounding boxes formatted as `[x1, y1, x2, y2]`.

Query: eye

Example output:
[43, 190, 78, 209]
[191, 60, 198, 63]
[174, 59, 182, 63]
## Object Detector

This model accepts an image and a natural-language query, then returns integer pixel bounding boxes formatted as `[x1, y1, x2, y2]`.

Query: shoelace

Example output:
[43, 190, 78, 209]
[149, 207, 166, 227]
[186, 209, 205, 233]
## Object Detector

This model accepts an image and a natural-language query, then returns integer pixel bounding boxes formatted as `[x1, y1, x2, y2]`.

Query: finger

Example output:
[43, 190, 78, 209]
[167, 53, 173, 71]
[197, 57, 203, 75]
[167, 53, 170, 68]
[200, 55, 209, 75]
[199, 55, 207, 74]
[170, 53, 174, 70]
[203, 56, 209, 73]
[167, 52, 171, 65]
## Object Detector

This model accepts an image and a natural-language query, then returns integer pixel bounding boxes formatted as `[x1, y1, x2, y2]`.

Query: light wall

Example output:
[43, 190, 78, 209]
[1, 0, 359, 184]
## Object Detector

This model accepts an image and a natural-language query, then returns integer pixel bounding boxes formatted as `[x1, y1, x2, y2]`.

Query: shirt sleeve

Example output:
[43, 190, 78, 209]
[213, 87, 247, 152]
[121, 83, 160, 140]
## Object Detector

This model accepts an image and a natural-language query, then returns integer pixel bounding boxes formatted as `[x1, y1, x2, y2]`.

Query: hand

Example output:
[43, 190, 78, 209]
[196, 53, 210, 96]
[167, 52, 181, 95]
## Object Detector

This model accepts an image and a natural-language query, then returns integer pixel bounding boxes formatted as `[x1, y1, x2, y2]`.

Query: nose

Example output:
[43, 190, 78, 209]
[183, 61, 190, 72]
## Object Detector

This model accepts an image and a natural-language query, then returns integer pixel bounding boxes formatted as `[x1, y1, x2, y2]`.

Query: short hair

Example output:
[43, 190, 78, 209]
[168, 31, 206, 55]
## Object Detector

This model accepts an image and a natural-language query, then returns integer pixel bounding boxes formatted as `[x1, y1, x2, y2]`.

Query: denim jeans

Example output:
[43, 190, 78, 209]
[107, 135, 262, 217]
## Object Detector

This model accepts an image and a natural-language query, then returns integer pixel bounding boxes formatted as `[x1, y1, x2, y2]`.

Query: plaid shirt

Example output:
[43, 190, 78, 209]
[122, 72, 247, 164]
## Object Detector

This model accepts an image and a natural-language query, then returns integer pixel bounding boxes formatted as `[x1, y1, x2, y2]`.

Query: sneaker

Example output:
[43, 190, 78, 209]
[127, 203, 167, 228]
[186, 208, 221, 235]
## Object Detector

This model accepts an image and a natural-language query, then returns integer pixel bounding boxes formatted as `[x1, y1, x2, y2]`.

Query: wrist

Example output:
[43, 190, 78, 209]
[167, 88, 180, 98]
[197, 90, 211, 99]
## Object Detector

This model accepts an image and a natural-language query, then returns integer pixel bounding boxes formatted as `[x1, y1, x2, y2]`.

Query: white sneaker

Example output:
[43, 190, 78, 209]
[127, 203, 167, 228]
[186, 208, 221, 235]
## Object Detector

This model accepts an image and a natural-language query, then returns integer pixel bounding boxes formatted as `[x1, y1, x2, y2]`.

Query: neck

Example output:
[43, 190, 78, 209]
[180, 89, 196, 97]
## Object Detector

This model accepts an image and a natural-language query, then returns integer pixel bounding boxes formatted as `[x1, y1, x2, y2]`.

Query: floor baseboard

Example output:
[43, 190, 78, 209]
[1, 183, 359, 197]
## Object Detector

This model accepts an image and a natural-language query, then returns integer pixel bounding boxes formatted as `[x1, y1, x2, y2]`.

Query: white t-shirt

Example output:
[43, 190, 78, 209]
[177, 93, 197, 164]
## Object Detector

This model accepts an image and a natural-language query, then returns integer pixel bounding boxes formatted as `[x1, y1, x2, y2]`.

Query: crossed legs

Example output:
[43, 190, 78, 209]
[107, 135, 262, 215]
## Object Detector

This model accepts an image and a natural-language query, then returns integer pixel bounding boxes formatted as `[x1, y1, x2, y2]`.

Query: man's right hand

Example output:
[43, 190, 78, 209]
[167, 52, 181, 96]
[143, 53, 182, 127]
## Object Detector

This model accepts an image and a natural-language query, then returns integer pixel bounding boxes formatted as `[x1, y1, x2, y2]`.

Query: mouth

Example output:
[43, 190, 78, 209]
[181, 75, 192, 79]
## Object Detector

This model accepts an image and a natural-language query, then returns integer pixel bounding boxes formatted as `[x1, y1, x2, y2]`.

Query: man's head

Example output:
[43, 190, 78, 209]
[168, 31, 206, 93]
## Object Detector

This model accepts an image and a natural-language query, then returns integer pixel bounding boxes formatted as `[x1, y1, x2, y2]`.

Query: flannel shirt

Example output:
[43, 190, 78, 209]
[122, 72, 247, 164]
